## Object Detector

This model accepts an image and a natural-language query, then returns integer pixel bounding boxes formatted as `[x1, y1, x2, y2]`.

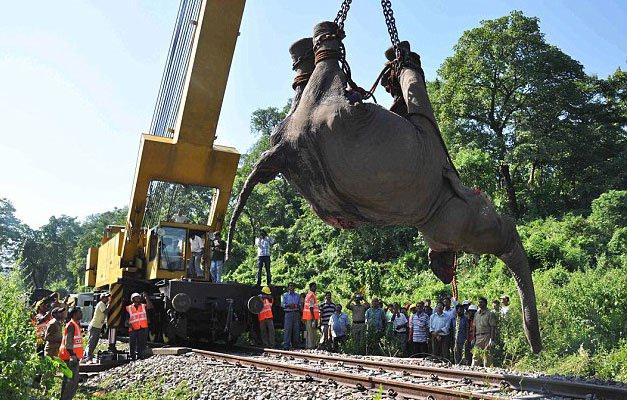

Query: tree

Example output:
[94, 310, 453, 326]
[432, 11, 588, 218]
[0, 198, 24, 269]
[18, 216, 82, 289]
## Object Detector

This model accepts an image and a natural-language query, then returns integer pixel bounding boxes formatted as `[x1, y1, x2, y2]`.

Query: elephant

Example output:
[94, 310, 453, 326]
[227, 21, 542, 353]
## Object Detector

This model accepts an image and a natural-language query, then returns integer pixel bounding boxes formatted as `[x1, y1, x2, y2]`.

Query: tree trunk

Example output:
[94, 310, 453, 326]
[500, 164, 520, 219]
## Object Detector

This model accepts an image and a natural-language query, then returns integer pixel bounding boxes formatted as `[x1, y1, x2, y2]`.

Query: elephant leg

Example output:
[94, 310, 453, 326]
[422, 188, 542, 353]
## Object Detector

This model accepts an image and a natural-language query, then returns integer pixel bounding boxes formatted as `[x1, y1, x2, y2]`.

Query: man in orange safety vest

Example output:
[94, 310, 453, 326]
[59, 306, 83, 400]
[258, 286, 275, 347]
[302, 282, 320, 349]
[126, 292, 153, 361]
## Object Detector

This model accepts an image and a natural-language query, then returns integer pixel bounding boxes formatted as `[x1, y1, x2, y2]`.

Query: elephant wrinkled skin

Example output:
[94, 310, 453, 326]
[228, 22, 542, 353]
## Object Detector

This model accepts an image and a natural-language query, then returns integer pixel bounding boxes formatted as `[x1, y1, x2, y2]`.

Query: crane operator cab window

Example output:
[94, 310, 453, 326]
[158, 227, 186, 271]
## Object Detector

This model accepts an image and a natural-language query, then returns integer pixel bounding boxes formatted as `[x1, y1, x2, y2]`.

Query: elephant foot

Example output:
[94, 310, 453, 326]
[428, 249, 456, 284]
[384, 41, 424, 81]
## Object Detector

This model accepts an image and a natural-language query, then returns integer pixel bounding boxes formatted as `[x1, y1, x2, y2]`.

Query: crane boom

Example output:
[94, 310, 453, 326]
[122, 0, 246, 266]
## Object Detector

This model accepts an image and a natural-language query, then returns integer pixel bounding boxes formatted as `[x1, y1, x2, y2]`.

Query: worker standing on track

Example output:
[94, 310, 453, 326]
[258, 286, 275, 348]
[282, 282, 301, 349]
[84, 292, 110, 363]
[302, 282, 320, 349]
[59, 307, 83, 400]
[126, 292, 153, 361]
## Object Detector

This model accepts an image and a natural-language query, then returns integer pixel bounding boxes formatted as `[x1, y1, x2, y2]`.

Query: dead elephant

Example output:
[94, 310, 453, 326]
[228, 22, 542, 353]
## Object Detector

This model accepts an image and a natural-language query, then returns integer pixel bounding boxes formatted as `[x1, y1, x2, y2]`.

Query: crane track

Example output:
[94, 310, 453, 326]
[219, 346, 627, 400]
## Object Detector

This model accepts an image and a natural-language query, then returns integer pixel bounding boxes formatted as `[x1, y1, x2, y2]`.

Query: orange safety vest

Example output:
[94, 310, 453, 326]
[302, 291, 320, 321]
[127, 303, 148, 331]
[258, 297, 273, 321]
[59, 320, 84, 361]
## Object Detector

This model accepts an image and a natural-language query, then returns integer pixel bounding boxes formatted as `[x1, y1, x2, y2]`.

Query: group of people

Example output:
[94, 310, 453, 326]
[257, 282, 510, 367]
[33, 291, 153, 400]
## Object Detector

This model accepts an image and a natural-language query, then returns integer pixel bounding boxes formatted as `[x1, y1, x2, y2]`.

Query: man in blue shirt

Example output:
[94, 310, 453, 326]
[329, 305, 349, 351]
[429, 301, 450, 359]
[281, 282, 301, 349]
[453, 303, 468, 364]
[365, 298, 386, 354]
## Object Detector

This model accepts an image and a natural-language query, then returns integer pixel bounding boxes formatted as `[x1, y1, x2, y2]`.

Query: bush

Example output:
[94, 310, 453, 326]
[0, 272, 52, 399]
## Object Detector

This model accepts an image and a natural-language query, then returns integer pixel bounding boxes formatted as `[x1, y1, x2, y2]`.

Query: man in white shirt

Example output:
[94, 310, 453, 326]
[189, 233, 205, 278]
[500, 295, 510, 316]
[391, 303, 408, 354]
[85, 292, 110, 362]
[254, 230, 275, 286]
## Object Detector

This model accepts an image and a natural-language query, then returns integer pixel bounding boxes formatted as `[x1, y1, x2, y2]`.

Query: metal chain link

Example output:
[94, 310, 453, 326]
[333, 0, 352, 31]
[381, 0, 400, 51]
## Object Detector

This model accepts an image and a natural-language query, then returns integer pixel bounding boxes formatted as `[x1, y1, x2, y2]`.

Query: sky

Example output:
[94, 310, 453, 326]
[0, 0, 625, 228]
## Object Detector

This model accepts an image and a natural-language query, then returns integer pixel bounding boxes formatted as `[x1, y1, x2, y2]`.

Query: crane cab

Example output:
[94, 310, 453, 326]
[145, 222, 214, 281]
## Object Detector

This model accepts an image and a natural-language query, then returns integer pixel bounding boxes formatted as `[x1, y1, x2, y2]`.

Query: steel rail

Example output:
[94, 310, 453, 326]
[246, 347, 627, 400]
[193, 348, 508, 400]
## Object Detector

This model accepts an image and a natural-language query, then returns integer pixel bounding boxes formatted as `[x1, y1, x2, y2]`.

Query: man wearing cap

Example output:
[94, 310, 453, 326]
[59, 307, 83, 400]
[282, 282, 301, 349]
[84, 292, 110, 363]
[346, 294, 369, 349]
[44, 307, 67, 358]
[258, 286, 275, 347]
[126, 292, 153, 361]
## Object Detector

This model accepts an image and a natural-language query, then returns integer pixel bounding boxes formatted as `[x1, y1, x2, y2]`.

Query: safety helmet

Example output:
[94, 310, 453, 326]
[468, 304, 478, 311]
[130, 292, 141, 300]
[261, 286, 271, 295]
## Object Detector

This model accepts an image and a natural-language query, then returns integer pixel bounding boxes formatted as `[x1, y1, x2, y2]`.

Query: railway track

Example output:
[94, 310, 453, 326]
[192, 346, 627, 400]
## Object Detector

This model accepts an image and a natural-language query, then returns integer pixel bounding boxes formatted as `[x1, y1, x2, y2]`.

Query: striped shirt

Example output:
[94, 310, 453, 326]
[410, 312, 429, 343]
[319, 302, 336, 326]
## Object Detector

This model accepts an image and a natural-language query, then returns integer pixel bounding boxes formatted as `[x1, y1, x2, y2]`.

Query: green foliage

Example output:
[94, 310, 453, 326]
[0, 272, 54, 399]
[74, 381, 195, 400]
[431, 11, 626, 219]
[0, 197, 26, 269]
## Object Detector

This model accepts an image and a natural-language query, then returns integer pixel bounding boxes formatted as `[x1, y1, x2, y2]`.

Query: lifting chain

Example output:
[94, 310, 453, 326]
[380, 0, 401, 55]
[333, 0, 352, 32]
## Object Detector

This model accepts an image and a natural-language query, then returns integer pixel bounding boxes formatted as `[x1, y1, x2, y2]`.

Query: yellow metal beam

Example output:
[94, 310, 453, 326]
[174, 0, 247, 146]
[121, 0, 246, 265]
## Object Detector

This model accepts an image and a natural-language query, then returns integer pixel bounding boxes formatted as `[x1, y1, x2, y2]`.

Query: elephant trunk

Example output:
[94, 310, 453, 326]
[499, 236, 542, 353]
[226, 145, 285, 260]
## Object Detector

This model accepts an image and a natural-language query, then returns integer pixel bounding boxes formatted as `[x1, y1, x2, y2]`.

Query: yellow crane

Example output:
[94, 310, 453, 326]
[82, 0, 272, 347]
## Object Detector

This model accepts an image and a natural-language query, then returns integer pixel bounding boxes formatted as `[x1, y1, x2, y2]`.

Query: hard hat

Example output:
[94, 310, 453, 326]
[261, 286, 271, 295]
[468, 304, 478, 311]
[130, 292, 141, 300]
[462, 300, 471, 305]
[100, 292, 111, 297]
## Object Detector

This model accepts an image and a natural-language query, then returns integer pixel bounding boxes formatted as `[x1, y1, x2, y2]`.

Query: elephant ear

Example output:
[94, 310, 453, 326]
[226, 144, 287, 260]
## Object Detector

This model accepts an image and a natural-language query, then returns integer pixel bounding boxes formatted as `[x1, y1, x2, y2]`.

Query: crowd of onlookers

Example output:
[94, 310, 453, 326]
[258, 282, 510, 367]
